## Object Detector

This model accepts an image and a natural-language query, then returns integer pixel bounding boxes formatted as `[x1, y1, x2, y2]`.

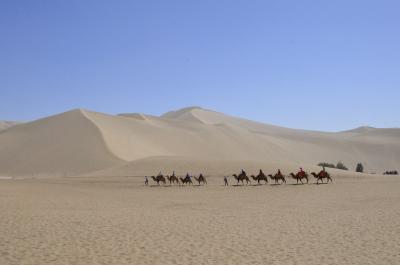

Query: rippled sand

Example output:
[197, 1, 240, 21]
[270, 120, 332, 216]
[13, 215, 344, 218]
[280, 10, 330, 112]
[1, 175, 399, 265]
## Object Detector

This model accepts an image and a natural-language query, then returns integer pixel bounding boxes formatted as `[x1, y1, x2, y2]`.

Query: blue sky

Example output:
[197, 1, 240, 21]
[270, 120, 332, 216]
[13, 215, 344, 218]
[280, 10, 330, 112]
[1, 0, 399, 131]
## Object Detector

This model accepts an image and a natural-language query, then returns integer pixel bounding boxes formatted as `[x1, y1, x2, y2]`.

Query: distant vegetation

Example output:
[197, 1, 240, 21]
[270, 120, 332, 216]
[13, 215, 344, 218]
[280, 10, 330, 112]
[383, 170, 398, 175]
[356, 163, 364, 173]
[336, 161, 348, 170]
[317, 162, 336, 168]
[317, 161, 349, 171]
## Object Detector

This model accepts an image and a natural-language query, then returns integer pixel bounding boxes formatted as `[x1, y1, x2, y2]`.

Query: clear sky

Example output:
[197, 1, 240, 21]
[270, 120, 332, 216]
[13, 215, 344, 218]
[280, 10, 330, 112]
[1, 0, 399, 131]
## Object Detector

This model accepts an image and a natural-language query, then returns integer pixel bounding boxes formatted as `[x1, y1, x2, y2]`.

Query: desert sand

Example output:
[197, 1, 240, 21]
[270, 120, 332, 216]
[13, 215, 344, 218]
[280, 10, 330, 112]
[1, 107, 399, 265]
[1, 175, 399, 265]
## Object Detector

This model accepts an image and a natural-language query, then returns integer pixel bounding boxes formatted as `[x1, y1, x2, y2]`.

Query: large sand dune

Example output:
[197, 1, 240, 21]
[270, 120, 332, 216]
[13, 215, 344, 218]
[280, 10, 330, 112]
[0, 107, 399, 177]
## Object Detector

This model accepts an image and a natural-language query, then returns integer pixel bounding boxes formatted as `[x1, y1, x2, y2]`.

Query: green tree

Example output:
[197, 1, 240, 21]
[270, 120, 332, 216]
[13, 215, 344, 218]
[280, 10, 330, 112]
[356, 163, 364, 173]
[336, 161, 348, 170]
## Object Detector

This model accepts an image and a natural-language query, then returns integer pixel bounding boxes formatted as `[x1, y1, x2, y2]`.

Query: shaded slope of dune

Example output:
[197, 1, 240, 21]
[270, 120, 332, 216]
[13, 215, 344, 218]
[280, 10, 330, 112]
[0, 109, 123, 177]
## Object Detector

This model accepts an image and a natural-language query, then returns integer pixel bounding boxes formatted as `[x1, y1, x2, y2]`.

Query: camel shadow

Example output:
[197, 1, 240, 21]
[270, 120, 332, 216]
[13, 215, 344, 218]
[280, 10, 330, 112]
[149, 184, 164, 187]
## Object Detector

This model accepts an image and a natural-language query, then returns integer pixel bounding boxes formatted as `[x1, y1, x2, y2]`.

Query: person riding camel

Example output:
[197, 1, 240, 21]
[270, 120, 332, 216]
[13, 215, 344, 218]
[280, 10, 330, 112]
[299, 167, 305, 177]
[277, 169, 282, 176]
[241, 169, 246, 175]
[321, 166, 327, 177]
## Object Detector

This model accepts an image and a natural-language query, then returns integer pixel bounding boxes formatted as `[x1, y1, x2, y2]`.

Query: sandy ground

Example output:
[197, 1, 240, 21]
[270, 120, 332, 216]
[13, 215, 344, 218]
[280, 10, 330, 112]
[1, 175, 399, 265]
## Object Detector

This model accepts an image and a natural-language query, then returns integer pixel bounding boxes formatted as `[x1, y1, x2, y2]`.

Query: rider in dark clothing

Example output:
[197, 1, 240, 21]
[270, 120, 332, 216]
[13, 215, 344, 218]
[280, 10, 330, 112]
[224, 176, 229, 186]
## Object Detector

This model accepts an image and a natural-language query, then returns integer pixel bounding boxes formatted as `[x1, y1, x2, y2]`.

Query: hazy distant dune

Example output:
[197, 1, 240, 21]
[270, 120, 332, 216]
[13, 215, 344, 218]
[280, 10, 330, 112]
[0, 120, 19, 131]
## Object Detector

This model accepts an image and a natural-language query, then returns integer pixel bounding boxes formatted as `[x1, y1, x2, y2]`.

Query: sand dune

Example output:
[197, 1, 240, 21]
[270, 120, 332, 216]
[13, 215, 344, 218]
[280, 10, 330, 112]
[0, 110, 122, 177]
[0, 107, 399, 177]
[0, 120, 19, 131]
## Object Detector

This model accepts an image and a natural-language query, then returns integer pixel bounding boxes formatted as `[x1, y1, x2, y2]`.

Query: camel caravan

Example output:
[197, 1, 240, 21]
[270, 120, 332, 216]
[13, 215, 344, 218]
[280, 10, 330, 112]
[145, 172, 207, 186]
[230, 168, 332, 186]
[145, 168, 332, 187]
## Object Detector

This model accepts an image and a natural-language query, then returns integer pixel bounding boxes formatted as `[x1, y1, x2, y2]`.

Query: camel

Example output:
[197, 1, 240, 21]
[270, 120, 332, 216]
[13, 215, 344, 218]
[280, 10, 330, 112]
[151, 175, 166, 185]
[311, 171, 332, 184]
[194, 174, 207, 185]
[232, 172, 251, 185]
[268, 173, 286, 184]
[251, 170, 268, 184]
[179, 174, 193, 185]
[166, 175, 180, 185]
[289, 172, 309, 184]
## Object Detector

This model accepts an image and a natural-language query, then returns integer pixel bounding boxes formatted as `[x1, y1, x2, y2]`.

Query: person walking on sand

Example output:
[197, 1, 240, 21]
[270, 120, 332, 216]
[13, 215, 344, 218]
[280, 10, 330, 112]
[144, 176, 149, 186]
[224, 176, 229, 186]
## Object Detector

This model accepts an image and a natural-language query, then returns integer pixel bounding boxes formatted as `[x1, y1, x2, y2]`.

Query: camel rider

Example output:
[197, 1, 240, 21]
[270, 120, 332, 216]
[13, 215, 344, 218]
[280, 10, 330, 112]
[186, 173, 191, 180]
[259, 169, 264, 175]
[277, 169, 282, 176]
[322, 166, 326, 177]
[241, 169, 246, 175]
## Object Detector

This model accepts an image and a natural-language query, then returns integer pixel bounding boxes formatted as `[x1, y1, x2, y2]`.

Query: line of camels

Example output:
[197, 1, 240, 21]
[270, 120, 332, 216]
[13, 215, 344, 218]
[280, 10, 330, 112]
[150, 172, 207, 186]
[148, 169, 332, 186]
